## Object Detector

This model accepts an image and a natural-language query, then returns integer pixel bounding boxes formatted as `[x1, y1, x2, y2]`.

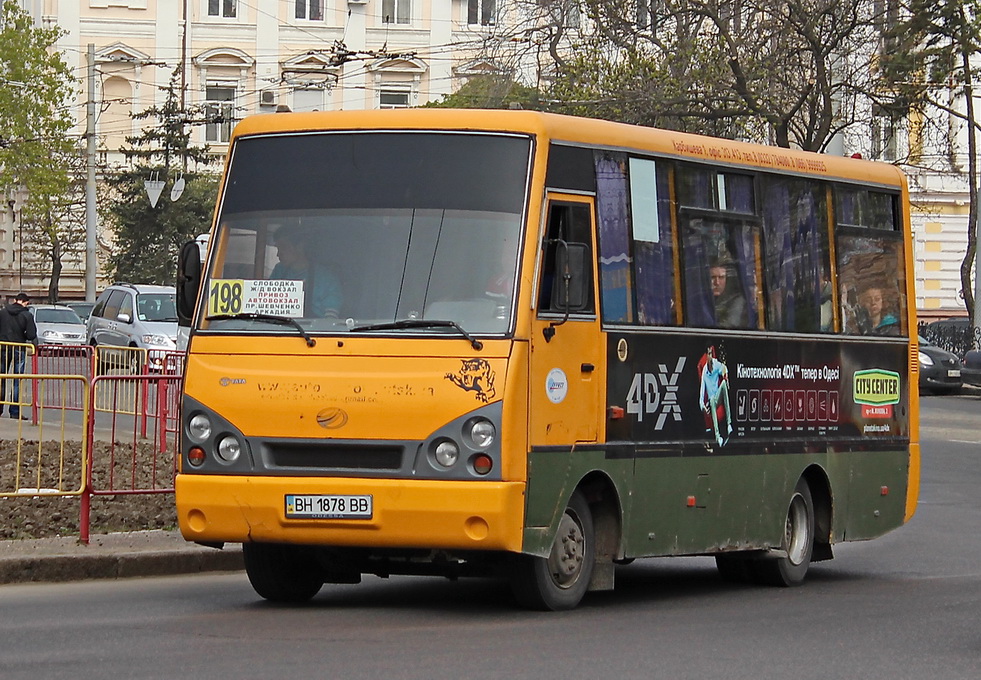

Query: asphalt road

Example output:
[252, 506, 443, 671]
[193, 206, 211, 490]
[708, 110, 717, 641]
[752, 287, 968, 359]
[0, 393, 979, 679]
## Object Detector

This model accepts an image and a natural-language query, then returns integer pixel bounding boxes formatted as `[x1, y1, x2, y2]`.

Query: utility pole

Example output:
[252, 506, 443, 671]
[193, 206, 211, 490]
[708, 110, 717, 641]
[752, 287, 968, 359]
[85, 44, 98, 303]
[975, 187, 981, 348]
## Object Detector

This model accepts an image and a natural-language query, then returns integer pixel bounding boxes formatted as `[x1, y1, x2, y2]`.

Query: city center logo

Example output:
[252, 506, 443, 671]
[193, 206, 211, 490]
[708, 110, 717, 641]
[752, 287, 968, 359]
[853, 368, 900, 419]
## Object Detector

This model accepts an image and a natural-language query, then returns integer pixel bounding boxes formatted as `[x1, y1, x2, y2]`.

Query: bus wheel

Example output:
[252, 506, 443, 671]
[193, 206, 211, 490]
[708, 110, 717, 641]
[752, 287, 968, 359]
[509, 490, 594, 611]
[754, 478, 814, 587]
[243, 542, 324, 603]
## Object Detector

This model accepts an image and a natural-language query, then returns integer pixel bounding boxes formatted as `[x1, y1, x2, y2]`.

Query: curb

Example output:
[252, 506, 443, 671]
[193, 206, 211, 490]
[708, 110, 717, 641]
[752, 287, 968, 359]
[0, 533, 244, 585]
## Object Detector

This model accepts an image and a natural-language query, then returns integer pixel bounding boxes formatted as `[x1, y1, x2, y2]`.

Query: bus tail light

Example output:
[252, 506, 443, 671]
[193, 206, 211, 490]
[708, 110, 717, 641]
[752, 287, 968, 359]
[472, 453, 493, 476]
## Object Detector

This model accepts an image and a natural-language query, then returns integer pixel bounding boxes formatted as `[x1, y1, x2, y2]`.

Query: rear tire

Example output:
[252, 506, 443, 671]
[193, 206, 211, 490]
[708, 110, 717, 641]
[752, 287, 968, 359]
[753, 478, 814, 587]
[243, 542, 324, 603]
[509, 490, 594, 611]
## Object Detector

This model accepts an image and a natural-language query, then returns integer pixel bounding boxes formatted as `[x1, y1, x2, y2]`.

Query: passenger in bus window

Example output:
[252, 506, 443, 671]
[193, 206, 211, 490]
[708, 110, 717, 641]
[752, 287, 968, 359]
[271, 227, 343, 317]
[858, 284, 899, 335]
[709, 259, 747, 328]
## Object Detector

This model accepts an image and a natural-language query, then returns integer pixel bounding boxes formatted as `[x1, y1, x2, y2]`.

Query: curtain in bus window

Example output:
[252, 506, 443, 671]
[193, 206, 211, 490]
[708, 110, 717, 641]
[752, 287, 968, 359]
[625, 156, 676, 325]
[730, 223, 759, 328]
[677, 166, 714, 209]
[762, 179, 830, 332]
[682, 219, 715, 326]
[594, 153, 634, 323]
[724, 174, 755, 214]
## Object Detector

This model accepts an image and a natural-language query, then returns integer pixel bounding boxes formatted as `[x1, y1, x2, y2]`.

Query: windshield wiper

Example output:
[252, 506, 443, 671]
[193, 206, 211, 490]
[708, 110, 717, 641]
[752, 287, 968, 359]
[206, 313, 316, 347]
[350, 319, 483, 351]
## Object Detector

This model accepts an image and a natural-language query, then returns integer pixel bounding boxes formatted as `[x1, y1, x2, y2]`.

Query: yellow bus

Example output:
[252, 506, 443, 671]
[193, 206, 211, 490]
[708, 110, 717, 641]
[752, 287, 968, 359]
[175, 109, 918, 610]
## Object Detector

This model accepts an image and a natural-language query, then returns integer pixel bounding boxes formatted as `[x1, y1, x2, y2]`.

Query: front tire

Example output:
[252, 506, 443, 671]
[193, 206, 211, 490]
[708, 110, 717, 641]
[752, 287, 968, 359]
[243, 542, 324, 603]
[754, 478, 815, 587]
[509, 490, 595, 611]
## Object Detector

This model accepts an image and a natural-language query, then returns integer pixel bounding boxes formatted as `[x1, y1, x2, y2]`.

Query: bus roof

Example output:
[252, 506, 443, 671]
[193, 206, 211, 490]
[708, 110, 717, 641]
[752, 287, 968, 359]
[230, 109, 906, 189]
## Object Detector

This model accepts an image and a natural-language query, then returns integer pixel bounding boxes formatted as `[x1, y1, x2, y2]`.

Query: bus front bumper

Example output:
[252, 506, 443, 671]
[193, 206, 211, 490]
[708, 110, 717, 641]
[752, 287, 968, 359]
[176, 474, 527, 552]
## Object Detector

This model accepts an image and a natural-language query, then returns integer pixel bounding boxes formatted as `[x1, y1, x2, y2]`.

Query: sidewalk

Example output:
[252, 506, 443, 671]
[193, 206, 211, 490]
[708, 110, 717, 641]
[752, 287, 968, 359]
[0, 530, 243, 585]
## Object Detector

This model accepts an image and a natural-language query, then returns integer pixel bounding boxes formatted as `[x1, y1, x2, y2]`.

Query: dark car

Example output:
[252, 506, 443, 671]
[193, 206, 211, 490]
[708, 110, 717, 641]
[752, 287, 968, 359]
[59, 300, 95, 322]
[962, 349, 981, 388]
[918, 335, 962, 394]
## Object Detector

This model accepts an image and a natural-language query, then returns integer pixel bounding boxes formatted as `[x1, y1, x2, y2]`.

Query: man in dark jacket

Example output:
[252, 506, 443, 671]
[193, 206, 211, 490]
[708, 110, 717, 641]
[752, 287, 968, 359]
[0, 292, 37, 420]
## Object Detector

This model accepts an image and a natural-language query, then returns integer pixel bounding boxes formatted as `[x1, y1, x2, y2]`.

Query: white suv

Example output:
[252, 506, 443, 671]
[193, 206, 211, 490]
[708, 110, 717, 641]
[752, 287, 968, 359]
[87, 284, 179, 362]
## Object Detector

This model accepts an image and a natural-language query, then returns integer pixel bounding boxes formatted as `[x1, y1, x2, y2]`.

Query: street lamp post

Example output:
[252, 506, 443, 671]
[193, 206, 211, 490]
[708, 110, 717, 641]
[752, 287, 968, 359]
[6, 187, 29, 293]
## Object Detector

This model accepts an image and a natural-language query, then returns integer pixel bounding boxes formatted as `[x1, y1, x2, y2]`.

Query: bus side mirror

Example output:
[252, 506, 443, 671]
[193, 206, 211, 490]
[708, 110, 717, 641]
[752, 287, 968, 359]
[551, 241, 590, 312]
[177, 240, 202, 326]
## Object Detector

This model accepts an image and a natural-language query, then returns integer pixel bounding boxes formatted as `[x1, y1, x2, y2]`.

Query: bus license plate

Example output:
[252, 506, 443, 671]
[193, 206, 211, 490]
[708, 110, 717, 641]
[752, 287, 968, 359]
[285, 494, 373, 519]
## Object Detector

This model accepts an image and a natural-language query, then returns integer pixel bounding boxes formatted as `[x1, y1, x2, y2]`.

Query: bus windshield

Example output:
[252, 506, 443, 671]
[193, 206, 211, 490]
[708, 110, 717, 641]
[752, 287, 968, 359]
[202, 132, 531, 337]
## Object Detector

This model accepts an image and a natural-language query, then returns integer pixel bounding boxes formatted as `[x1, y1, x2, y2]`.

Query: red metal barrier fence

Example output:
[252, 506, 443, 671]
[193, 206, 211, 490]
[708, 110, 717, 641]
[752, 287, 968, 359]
[2, 347, 185, 543]
[80, 374, 183, 543]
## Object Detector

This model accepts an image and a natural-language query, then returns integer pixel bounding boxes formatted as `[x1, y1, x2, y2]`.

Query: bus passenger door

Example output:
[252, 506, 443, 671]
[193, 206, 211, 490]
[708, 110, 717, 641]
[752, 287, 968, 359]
[529, 195, 603, 446]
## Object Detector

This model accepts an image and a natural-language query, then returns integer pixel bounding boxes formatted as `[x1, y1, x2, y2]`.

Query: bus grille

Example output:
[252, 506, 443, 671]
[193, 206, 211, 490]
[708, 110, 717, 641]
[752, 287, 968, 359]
[267, 443, 404, 470]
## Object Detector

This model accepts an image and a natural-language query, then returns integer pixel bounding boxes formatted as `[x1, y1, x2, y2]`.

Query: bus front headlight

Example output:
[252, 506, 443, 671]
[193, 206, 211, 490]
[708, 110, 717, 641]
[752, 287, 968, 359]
[187, 414, 213, 443]
[215, 435, 242, 463]
[433, 440, 459, 468]
[467, 419, 496, 448]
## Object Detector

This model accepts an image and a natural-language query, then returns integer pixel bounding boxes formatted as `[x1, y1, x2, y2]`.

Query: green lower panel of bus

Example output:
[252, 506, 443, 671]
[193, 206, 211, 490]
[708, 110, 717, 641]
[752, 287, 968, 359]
[523, 446, 910, 559]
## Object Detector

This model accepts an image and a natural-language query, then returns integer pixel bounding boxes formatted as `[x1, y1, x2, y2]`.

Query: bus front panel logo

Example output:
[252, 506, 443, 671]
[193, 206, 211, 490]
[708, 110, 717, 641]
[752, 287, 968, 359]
[317, 407, 349, 429]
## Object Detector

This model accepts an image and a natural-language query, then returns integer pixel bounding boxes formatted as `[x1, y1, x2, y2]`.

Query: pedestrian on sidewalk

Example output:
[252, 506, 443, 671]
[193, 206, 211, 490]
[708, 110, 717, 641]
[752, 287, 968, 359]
[0, 292, 37, 420]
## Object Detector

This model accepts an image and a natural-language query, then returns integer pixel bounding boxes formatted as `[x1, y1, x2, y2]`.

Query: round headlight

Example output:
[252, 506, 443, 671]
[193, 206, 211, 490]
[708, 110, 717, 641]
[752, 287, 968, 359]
[468, 419, 496, 448]
[215, 435, 241, 463]
[434, 440, 459, 468]
[188, 414, 212, 443]
[918, 351, 934, 367]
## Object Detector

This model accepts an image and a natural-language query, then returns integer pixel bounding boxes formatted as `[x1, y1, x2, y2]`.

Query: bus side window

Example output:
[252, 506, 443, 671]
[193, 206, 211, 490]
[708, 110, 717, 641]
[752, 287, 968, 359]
[538, 202, 595, 315]
[835, 189, 906, 337]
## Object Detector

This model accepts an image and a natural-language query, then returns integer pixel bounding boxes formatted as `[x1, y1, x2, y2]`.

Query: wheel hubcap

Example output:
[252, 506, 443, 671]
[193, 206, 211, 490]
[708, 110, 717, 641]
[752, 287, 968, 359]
[785, 493, 810, 565]
[547, 510, 585, 589]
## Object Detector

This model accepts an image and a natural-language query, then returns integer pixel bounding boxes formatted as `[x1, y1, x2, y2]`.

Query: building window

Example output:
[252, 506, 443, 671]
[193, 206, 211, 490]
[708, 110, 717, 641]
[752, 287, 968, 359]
[208, 0, 236, 17]
[871, 105, 898, 162]
[379, 88, 410, 109]
[205, 86, 235, 143]
[293, 88, 325, 112]
[382, 0, 410, 24]
[296, 0, 323, 20]
[468, 0, 495, 25]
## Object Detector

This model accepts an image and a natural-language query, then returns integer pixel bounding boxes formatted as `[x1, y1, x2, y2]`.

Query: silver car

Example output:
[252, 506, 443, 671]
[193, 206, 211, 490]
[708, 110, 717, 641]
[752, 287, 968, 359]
[87, 284, 179, 369]
[30, 304, 87, 350]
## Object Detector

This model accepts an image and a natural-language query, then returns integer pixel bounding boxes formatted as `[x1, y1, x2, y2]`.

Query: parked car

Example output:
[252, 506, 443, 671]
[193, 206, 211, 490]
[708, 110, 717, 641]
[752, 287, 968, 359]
[918, 335, 963, 394]
[962, 349, 981, 388]
[87, 283, 179, 369]
[58, 300, 95, 322]
[30, 304, 87, 350]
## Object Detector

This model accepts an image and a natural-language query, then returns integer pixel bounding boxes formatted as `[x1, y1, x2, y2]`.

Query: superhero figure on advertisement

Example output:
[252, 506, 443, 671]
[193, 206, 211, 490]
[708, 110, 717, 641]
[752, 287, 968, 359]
[698, 345, 732, 447]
